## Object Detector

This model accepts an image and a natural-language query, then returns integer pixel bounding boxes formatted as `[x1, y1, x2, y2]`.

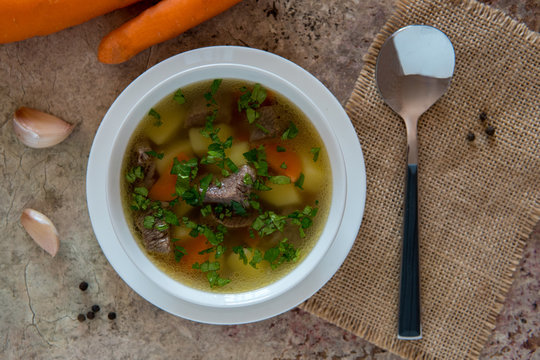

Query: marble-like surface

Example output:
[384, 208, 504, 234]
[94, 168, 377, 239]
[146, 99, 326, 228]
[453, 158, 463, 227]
[0, 0, 538, 359]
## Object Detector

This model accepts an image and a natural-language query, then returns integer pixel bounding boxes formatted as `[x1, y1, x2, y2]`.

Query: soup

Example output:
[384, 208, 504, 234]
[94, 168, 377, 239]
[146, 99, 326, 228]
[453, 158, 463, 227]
[121, 79, 331, 292]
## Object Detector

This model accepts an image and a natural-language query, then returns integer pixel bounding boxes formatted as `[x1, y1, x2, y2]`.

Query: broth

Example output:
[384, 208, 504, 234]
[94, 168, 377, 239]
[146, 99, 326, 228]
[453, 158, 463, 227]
[121, 79, 331, 293]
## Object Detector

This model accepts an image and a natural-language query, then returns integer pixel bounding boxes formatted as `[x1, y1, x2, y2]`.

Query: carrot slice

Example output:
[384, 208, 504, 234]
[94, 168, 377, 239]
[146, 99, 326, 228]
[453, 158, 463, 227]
[263, 142, 302, 182]
[177, 235, 211, 271]
[0, 1, 141, 44]
[148, 152, 189, 201]
[98, 0, 244, 64]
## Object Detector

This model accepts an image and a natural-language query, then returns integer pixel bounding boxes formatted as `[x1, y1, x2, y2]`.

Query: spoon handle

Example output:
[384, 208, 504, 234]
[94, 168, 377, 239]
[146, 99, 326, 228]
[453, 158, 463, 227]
[398, 164, 422, 340]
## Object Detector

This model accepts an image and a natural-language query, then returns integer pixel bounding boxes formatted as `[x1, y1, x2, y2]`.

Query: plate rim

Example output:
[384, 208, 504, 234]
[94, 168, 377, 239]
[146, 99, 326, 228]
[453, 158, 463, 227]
[86, 45, 366, 324]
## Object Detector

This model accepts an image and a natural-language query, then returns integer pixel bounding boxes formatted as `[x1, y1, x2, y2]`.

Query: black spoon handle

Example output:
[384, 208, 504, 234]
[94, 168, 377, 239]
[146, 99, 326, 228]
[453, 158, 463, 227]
[398, 164, 422, 340]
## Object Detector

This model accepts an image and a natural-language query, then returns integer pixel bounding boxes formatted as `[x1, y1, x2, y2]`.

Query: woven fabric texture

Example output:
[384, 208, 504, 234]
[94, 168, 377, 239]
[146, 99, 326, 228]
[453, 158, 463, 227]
[300, 1, 540, 359]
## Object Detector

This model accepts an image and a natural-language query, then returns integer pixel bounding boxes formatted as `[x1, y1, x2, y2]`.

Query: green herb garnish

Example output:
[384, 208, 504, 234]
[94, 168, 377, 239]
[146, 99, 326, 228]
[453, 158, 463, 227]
[281, 121, 298, 140]
[174, 245, 186, 262]
[310, 147, 320, 162]
[233, 246, 248, 265]
[126, 166, 144, 183]
[148, 108, 162, 126]
[192, 260, 230, 288]
[249, 249, 263, 269]
[252, 211, 287, 237]
[263, 239, 299, 269]
[276, 146, 286, 153]
[294, 173, 305, 190]
[270, 175, 291, 184]
[204, 79, 222, 105]
[288, 205, 318, 237]
[145, 150, 164, 160]
[173, 89, 186, 104]
[143, 216, 155, 229]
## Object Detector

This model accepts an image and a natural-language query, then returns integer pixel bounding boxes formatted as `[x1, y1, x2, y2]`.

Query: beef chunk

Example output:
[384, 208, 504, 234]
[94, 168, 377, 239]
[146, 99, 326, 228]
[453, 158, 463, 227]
[184, 108, 210, 128]
[210, 209, 258, 229]
[133, 140, 158, 188]
[249, 106, 285, 142]
[203, 165, 255, 207]
[135, 211, 171, 253]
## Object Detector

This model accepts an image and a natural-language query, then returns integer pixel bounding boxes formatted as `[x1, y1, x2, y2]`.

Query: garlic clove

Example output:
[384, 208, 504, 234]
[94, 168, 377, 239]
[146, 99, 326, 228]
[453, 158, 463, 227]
[13, 107, 74, 148]
[20, 208, 60, 257]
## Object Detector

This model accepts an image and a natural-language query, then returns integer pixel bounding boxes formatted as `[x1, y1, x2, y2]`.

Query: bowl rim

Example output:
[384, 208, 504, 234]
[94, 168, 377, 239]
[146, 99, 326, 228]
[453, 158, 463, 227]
[105, 63, 347, 308]
[87, 46, 366, 321]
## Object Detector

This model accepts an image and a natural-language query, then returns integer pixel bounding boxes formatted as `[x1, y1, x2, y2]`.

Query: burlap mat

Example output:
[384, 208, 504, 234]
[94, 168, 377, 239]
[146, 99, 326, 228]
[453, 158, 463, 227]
[299, 0, 540, 359]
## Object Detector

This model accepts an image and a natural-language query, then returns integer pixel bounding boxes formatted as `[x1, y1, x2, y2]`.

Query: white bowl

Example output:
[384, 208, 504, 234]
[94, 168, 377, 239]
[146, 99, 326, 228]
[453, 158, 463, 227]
[87, 46, 366, 322]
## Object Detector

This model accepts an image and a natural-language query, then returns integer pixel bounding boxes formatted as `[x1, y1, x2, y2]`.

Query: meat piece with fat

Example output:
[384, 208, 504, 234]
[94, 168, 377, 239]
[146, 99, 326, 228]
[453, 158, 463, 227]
[135, 211, 171, 253]
[203, 165, 256, 207]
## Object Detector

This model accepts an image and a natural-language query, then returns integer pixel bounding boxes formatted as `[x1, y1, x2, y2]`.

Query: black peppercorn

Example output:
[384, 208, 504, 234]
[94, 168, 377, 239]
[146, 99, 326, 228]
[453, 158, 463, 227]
[91, 305, 100, 313]
[466, 132, 475, 141]
[87, 311, 95, 320]
[485, 125, 495, 136]
[79, 281, 88, 291]
[77, 314, 86, 322]
[479, 111, 487, 122]
[108, 312, 116, 320]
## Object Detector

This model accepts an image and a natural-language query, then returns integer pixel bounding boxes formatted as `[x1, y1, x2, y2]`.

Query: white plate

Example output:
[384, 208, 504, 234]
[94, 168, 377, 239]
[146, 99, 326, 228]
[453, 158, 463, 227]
[86, 46, 366, 324]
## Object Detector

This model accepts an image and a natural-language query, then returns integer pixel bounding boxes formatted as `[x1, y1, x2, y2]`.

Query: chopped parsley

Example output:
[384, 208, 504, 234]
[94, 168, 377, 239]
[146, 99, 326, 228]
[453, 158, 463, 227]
[143, 216, 155, 229]
[249, 249, 263, 269]
[270, 175, 291, 184]
[276, 145, 286, 152]
[263, 239, 299, 269]
[310, 147, 321, 162]
[204, 79, 222, 105]
[238, 83, 268, 127]
[173, 88, 186, 104]
[148, 108, 162, 127]
[130, 187, 150, 211]
[280, 162, 287, 169]
[288, 205, 318, 237]
[252, 211, 287, 237]
[233, 246, 249, 265]
[192, 260, 230, 288]
[145, 150, 164, 160]
[281, 121, 298, 140]
[294, 173, 305, 190]
[126, 166, 144, 183]
[173, 244, 186, 262]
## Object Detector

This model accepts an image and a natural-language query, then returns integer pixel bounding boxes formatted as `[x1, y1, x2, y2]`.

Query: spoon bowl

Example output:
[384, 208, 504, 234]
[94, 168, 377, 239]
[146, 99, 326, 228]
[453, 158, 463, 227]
[375, 25, 455, 340]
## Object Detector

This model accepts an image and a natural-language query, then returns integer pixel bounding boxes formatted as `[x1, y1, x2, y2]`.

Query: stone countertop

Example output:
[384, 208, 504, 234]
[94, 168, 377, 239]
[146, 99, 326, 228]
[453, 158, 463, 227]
[0, 1, 538, 359]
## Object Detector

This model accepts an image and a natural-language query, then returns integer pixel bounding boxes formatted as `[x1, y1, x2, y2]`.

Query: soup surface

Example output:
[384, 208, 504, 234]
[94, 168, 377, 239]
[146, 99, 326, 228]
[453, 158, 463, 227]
[122, 79, 331, 292]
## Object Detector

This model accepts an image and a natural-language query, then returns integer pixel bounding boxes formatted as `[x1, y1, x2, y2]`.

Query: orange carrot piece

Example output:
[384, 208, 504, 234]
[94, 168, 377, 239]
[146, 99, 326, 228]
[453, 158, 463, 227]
[148, 152, 189, 201]
[98, 0, 244, 64]
[0, 0, 141, 44]
[264, 142, 302, 182]
[178, 235, 210, 270]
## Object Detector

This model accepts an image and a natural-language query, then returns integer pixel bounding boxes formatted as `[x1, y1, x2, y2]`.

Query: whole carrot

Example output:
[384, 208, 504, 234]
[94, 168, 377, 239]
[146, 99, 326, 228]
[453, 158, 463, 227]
[0, 0, 141, 44]
[98, 0, 244, 64]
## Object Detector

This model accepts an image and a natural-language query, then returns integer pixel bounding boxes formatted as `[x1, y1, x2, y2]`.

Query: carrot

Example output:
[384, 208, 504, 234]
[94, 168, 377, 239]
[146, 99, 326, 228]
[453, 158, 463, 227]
[148, 152, 189, 201]
[177, 235, 210, 270]
[0, 0, 141, 44]
[98, 0, 244, 64]
[264, 142, 302, 182]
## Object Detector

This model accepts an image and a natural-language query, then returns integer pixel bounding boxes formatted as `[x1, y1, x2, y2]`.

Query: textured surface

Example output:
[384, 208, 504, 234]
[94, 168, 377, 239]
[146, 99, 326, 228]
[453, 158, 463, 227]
[300, 1, 540, 359]
[0, 0, 538, 359]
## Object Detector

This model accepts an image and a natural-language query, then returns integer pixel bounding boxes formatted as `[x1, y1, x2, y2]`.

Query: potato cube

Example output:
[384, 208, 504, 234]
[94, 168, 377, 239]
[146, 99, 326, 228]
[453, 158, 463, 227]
[226, 141, 249, 167]
[299, 152, 324, 193]
[188, 124, 233, 157]
[258, 183, 301, 207]
[146, 104, 187, 145]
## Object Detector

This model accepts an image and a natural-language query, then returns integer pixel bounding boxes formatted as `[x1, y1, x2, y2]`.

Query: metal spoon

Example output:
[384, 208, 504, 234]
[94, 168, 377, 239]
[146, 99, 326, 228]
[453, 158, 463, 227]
[375, 25, 455, 340]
